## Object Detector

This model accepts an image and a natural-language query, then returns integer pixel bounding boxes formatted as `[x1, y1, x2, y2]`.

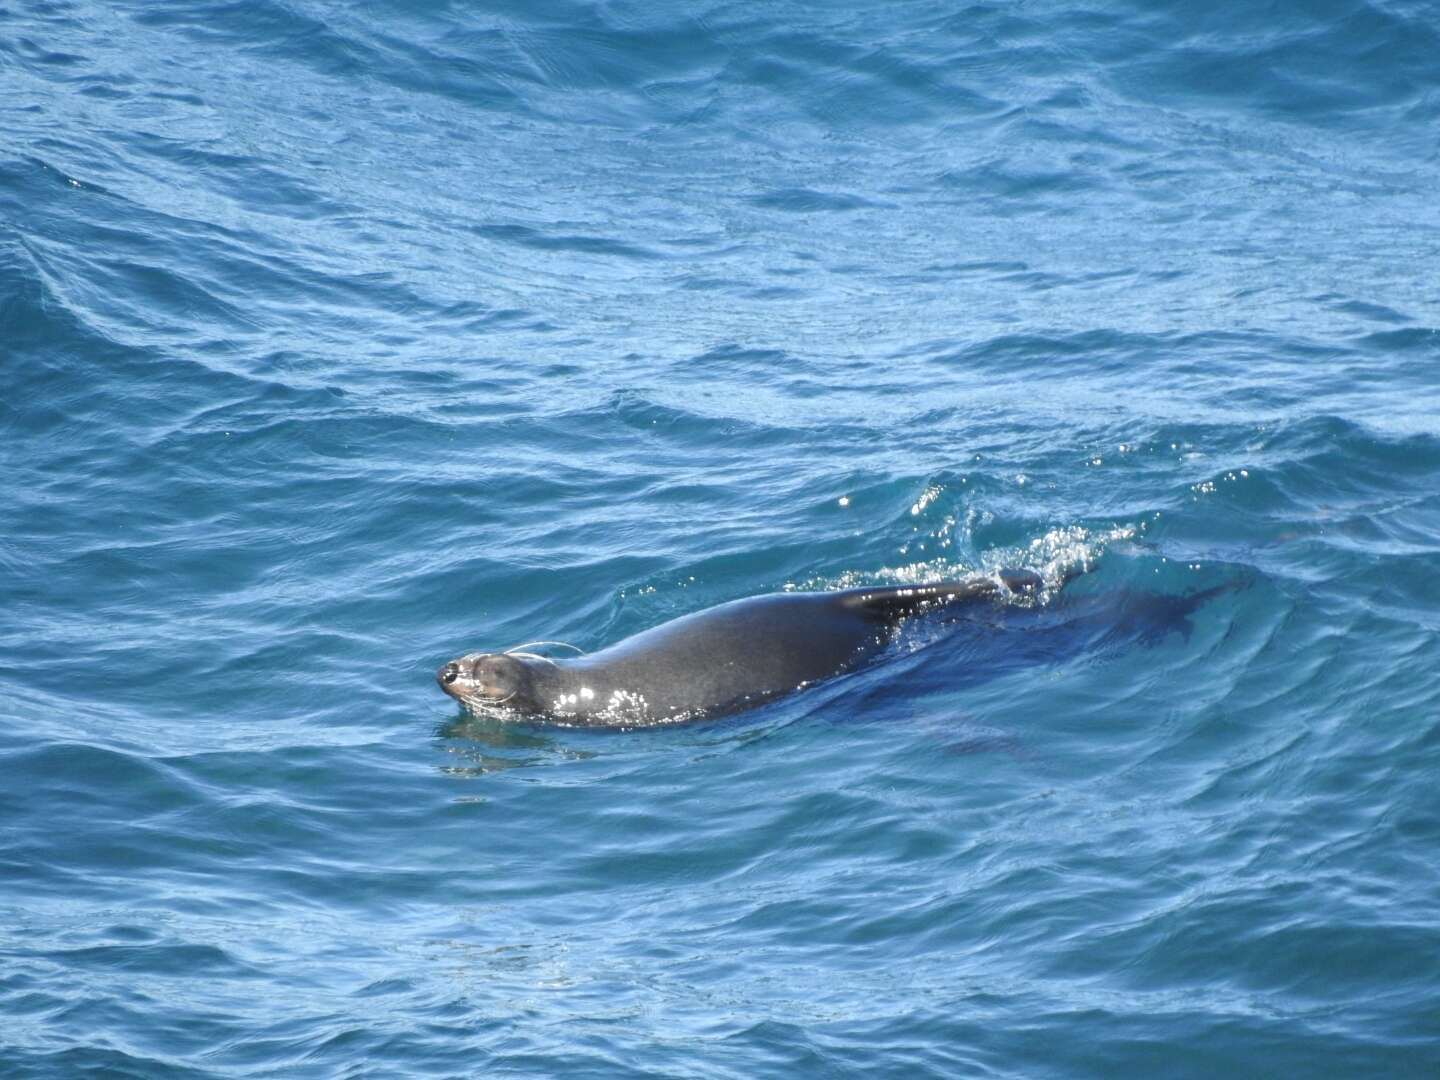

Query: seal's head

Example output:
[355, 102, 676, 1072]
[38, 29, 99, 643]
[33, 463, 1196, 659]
[437, 652, 539, 714]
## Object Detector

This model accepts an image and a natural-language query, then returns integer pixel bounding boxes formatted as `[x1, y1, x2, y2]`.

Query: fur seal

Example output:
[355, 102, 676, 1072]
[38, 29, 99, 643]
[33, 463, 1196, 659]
[437, 568, 1046, 725]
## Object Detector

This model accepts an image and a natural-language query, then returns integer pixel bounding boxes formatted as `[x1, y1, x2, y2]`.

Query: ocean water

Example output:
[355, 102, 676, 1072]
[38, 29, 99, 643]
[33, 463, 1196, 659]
[4, 0, 1440, 1075]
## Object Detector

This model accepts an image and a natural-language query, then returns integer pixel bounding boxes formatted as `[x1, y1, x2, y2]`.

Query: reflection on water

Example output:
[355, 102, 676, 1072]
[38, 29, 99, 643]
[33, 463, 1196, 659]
[435, 713, 594, 777]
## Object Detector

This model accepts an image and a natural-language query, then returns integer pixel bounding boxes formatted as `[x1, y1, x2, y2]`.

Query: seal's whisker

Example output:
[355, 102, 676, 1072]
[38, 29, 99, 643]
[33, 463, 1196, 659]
[506, 640, 585, 656]
[505, 651, 559, 667]
[458, 689, 517, 715]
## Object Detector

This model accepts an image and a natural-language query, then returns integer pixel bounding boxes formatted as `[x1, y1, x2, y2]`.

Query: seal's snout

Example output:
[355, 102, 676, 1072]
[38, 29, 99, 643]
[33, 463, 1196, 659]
[437, 652, 535, 710]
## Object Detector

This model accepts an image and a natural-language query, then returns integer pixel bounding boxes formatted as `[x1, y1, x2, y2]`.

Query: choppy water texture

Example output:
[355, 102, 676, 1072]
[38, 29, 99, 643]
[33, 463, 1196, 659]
[4, 0, 1440, 1076]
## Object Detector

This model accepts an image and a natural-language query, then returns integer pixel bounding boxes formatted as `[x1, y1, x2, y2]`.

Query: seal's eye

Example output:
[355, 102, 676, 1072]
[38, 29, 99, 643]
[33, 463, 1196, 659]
[441, 663, 460, 685]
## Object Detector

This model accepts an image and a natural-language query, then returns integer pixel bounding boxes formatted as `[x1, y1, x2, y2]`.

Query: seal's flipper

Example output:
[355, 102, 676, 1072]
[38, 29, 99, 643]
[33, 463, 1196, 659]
[838, 569, 1041, 623]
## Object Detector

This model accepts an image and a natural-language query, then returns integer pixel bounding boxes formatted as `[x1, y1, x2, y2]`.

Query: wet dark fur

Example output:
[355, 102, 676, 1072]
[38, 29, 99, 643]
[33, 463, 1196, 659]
[438, 570, 1045, 725]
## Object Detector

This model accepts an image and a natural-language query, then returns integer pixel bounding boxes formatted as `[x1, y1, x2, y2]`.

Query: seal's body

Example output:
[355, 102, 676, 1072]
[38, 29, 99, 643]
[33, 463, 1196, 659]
[438, 570, 1043, 725]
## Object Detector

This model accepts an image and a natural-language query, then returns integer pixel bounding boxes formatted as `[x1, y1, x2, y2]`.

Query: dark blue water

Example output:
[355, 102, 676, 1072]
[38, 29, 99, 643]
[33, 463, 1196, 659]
[5, 1, 1440, 1075]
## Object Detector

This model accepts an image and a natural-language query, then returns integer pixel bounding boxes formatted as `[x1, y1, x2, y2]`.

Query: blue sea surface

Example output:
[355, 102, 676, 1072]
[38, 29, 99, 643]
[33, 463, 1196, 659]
[4, 1, 1440, 1076]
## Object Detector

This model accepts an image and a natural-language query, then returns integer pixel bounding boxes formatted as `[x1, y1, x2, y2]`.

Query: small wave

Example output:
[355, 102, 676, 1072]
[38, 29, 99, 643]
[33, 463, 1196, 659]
[472, 222, 663, 261]
[748, 187, 881, 212]
[791, 523, 1134, 598]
